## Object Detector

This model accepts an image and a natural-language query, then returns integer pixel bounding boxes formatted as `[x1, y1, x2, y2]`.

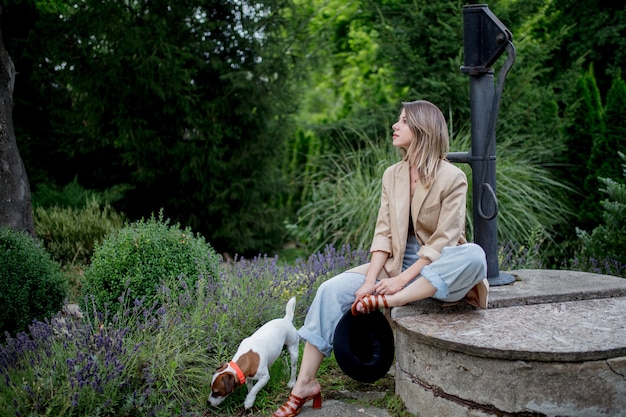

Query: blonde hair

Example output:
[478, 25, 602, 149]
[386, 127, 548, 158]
[399, 100, 450, 189]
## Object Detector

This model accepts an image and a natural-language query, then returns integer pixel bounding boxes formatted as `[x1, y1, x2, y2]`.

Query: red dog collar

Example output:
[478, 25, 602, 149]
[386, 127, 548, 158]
[229, 361, 246, 384]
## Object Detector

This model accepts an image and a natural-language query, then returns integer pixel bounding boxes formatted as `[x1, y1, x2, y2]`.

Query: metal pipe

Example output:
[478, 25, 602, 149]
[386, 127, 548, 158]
[458, 4, 516, 286]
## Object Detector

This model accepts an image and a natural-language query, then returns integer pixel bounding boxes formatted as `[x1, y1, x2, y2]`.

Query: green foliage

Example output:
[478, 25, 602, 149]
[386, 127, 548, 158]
[562, 67, 603, 229]
[366, 0, 468, 126]
[295, 0, 401, 126]
[289, 0, 576, 267]
[32, 178, 94, 209]
[0, 245, 372, 416]
[283, 0, 405, 214]
[291, 118, 572, 262]
[31, 177, 130, 209]
[384, 394, 416, 417]
[541, 0, 626, 94]
[1, 277, 219, 415]
[288, 132, 398, 254]
[499, 226, 545, 271]
[34, 198, 125, 266]
[5, 0, 626, 271]
[581, 71, 611, 228]
[11, 0, 312, 255]
[478, 124, 573, 251]
[495, 9, 567, 146]
[283, 128, 323, 214]
[574, 153, 626, 276]
[0, 226, 67, 337]
[577, 71, 626, 233]
[603, 73, 626, 181]
[81, 211, 220, 311]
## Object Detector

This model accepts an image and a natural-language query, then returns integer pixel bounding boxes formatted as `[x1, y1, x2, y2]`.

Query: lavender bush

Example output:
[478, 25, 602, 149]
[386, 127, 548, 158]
[499, 241, 544, 271]
[0, 244, 368, 416]
[563, 256, 626, 278]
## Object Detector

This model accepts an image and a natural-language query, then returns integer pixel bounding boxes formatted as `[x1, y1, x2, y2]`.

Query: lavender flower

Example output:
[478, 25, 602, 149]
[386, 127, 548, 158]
[0, 244, 370, 415]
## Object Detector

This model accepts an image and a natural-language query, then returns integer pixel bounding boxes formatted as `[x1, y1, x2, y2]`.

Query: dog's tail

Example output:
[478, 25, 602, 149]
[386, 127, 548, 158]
[284, 297, 296, 323]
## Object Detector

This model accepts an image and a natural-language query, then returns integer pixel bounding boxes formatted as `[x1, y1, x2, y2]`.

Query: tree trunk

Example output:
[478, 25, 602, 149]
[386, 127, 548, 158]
[0, 6, 35, 236]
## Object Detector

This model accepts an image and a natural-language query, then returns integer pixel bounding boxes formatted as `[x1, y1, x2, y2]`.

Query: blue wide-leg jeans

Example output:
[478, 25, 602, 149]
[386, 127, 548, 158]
[298, 235, 487, 356]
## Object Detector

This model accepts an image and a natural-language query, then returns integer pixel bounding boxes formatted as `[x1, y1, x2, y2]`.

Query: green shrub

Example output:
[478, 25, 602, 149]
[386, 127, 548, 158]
[0, 245, 371, 415]
[572, 153, 626, 276]
[34, 198, 126, 266]
[32, 177, 129, 209]
[31, 177, 95, 209]
[81, 211, 220, 311]
[0, 226, 67, 337]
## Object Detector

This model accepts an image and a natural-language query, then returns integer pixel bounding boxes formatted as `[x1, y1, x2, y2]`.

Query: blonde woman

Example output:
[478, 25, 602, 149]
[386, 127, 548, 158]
[272, 100, 488, 417]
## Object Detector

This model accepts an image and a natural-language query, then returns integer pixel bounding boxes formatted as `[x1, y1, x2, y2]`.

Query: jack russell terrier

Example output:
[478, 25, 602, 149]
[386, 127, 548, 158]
[209, 297, 299, 409]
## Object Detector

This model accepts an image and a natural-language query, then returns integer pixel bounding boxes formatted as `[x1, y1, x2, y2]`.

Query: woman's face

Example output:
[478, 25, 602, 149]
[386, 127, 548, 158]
[392, 109, 414, 150]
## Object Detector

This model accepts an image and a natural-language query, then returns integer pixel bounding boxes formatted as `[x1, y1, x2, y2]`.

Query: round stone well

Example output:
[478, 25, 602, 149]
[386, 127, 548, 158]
[392, 269, 626, 417]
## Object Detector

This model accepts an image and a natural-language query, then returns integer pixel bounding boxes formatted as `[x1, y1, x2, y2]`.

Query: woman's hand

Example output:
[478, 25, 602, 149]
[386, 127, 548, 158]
[355, 281, 376, 299]
[374, 277, 404, 295]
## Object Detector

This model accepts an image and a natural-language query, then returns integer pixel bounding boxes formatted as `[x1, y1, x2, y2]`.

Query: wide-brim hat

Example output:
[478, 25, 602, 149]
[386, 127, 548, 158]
[333, 309, 395, 383]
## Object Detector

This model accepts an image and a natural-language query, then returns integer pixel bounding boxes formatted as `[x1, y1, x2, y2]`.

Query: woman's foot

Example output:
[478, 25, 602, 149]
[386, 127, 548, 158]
[351, 294, 388, 315]
[272, 380, 322, 417]
[271, 392, 322, 417]
[465, 278, 489, 309]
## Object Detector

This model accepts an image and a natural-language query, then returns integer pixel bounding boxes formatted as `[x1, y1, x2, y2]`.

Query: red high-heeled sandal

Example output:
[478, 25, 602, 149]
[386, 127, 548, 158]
[271, 392, 322, 417]
[351, 294, 388, 316]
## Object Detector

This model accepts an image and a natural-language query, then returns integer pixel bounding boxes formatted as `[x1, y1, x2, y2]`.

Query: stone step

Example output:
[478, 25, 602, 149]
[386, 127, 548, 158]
[391, 269, 626, 417]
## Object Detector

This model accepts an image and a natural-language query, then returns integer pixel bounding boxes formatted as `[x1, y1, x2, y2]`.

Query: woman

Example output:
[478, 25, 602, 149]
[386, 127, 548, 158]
[272, 100, 488, 417]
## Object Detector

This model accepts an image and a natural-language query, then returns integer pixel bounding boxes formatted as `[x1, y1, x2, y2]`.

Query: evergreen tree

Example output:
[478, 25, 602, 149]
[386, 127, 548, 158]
[577, 153, 626, 274]
[582, 72, 626, 232]
[7, 0, 310, 255]
[563, 68, 599, 191]
[575, 67, 606, 230]
[603, 73, 626, 183]
[542, 0, 626, 95]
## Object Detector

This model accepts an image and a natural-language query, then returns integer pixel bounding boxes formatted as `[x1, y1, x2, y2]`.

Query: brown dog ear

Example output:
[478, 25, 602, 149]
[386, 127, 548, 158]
[223, 373, 235, 393]
[215, 363, 228, 372]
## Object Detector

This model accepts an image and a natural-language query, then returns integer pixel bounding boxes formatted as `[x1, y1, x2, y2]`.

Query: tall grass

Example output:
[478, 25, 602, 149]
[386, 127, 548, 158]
[452, 120, 574, 247]
[289, 130, 399, 254]
[291, 122, 573, 265]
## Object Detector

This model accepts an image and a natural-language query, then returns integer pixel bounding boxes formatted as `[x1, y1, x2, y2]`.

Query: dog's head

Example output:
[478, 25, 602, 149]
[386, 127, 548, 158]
[208, 363, 238, 406]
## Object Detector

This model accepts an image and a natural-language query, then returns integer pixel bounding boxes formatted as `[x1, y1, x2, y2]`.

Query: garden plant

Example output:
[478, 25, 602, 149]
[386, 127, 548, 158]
[1, 0, 625, 415]
[0, 213, 386, 416]
[0, 226, 67, 338]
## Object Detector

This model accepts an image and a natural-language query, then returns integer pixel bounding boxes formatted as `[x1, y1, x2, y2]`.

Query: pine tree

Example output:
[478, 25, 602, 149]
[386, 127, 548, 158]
[577, 153, 626, 274]
[603, 73, 626, 183]
[565, 68, 600, 192]
[578, 66, 606, 230]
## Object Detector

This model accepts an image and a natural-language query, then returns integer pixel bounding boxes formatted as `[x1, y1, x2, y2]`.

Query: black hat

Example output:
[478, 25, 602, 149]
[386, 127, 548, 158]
[333, 309, 395, 383]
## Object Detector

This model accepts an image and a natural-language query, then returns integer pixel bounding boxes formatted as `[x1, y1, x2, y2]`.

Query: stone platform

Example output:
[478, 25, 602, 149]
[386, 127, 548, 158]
[391, 269, 626, 417]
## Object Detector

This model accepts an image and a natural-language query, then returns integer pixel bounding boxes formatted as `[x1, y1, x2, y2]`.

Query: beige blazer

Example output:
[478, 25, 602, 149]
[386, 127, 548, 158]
[349, 159, 467, 279]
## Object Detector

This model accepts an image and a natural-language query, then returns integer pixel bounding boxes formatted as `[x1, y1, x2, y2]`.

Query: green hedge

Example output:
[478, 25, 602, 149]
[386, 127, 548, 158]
[81, 211, 220, 311]
[34, 198, 125, 266]
[0, 226, 67, 337]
